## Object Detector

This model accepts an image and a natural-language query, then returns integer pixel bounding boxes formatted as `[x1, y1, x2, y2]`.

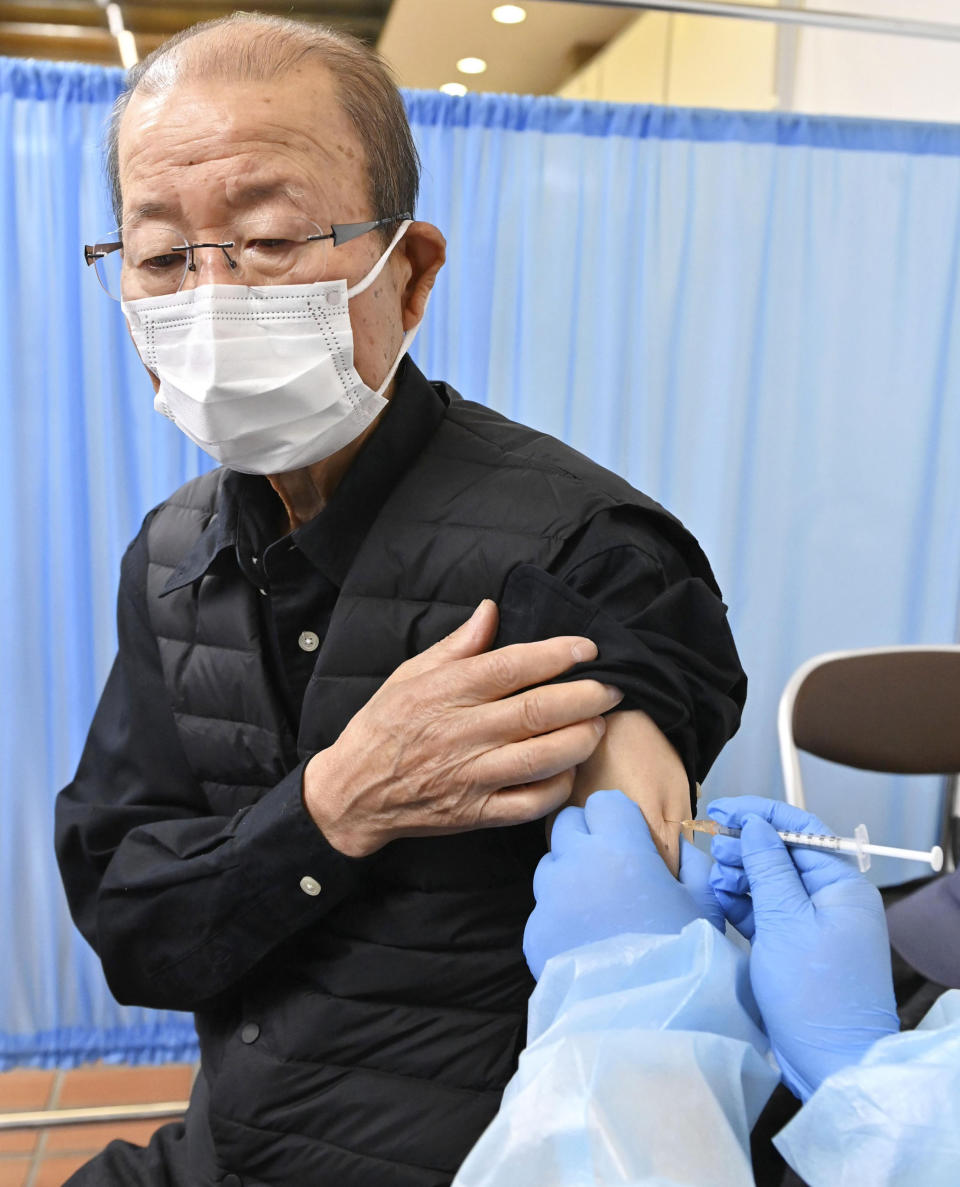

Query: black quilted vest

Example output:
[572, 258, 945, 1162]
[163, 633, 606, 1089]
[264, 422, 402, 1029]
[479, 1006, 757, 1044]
[143, 390, 701, 1187]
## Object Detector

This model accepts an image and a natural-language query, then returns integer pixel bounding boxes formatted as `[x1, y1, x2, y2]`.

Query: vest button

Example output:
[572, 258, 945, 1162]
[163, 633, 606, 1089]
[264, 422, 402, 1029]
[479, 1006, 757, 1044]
[300, 875, 322, 897]
[298, 630, 319, 652]
[222, 1175, 242, 1187]
[240, 1022, 260, 1044]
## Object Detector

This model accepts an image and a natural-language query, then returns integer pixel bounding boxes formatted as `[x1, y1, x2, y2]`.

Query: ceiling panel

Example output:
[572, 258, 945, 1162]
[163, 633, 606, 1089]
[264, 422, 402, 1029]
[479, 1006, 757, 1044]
[378, 0, 635, 95]
[1, 0, 638, 100]
[0, 0, 392, 66]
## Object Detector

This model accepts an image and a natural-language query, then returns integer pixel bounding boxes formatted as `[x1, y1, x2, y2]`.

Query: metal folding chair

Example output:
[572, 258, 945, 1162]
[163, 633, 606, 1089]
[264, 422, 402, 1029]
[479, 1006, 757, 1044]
[778, 645, 960, 871]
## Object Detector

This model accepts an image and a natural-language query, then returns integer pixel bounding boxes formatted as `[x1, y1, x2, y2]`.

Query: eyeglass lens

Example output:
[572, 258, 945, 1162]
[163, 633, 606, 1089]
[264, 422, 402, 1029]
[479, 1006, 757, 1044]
[92, 214, 332, 301]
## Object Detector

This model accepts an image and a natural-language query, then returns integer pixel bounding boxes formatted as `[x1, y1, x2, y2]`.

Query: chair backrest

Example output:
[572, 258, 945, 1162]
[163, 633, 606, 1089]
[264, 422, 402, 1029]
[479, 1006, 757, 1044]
[778, 646, 960, 812]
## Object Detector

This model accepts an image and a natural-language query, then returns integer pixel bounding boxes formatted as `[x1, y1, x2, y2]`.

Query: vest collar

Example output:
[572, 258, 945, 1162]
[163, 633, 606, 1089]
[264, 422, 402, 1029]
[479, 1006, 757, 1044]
[160, 360, 451, 597]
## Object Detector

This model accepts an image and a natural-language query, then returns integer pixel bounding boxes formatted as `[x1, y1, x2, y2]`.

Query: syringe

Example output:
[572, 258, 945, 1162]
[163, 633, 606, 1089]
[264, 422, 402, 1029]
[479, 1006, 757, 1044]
[682, 819, 944, 874]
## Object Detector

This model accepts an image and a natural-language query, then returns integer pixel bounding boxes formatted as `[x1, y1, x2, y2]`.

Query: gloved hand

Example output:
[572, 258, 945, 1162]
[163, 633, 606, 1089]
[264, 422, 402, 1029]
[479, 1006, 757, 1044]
[523, 789, 713, 980]
[707, 796, 838, 941]
[678, 837, 727, 934]
[709, 796, 899, 1101]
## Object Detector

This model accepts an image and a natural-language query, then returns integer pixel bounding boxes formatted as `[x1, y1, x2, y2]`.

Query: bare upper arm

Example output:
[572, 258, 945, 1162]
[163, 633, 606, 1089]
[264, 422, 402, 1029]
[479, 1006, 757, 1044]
[550, 710, 692, 876]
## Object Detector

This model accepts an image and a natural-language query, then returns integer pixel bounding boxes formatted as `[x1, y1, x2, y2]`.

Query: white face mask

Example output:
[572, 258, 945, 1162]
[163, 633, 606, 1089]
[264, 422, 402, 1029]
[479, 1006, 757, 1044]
[121, 220, 419, 475]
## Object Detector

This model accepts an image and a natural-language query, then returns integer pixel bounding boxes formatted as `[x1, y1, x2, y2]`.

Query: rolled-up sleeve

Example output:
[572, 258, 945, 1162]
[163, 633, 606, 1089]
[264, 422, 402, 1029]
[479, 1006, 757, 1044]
[495, 507, 746, 804]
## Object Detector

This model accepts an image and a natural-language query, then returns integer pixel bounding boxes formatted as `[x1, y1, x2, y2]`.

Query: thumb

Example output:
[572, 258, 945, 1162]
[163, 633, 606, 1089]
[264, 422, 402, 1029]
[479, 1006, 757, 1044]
[388, 599, 499, 683]
[739, 815, 812, 931]
[438, 598, 500, 658]
[583, 789, 657, 852]
[678, 837, 712, 894]
[679, 839, 724, 931]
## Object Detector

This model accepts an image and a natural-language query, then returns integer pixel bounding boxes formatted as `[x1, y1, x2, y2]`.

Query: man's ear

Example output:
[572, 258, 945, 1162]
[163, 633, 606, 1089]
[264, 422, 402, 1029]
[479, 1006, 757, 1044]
[400, 221, 446, 331]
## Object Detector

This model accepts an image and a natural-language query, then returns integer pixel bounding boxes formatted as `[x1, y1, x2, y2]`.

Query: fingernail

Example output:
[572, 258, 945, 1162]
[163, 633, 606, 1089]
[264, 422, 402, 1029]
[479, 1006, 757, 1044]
[602, 684, 624, 703]
[571, 639, 598, 662]
[593, 716, 607, 736]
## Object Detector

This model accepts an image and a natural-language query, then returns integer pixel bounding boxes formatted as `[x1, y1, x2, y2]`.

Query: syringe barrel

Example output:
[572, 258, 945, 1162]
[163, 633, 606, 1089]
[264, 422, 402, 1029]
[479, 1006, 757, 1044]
[777, 830, 844, 851]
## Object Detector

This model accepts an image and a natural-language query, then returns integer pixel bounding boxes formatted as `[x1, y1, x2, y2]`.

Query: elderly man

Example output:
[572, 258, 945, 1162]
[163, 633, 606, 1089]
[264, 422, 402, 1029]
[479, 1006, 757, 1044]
[56, 13, 746, 1187]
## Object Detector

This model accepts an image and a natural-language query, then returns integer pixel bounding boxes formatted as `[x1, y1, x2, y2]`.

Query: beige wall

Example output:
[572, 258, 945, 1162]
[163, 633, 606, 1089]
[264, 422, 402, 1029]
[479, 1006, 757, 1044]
[794, 0, 960, 122]
[558, 1, 960, 123]
[558, 13, 671, 104]
[557, 7, 778, 111]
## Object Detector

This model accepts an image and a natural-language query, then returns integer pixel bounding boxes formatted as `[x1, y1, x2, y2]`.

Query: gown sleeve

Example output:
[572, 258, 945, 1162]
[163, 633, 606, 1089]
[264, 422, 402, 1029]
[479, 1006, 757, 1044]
[452, 920, 778, 1187]
[774, 988, 960, 1186]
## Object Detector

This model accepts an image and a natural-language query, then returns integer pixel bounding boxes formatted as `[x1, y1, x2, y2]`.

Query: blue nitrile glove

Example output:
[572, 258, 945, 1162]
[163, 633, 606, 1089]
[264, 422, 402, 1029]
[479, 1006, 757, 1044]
[708, 796, 899, 1101]
[523, 789, 712, 980]
[677, 837, 726, 934]
[706, 796, 837, 940]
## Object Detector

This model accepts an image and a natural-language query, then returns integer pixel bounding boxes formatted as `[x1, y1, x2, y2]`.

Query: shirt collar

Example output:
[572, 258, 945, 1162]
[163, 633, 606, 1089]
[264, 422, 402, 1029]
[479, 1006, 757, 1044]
[160, 357, 450, 596]
[158, 470, 235, 596]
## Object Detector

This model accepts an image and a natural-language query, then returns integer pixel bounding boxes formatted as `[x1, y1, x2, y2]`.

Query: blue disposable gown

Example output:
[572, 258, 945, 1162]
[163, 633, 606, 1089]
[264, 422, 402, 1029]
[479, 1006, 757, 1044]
[451, 919, 960, 1187]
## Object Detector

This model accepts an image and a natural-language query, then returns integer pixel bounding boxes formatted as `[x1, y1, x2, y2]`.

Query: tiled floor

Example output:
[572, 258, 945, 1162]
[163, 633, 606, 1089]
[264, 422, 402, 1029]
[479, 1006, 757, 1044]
[0, 1062, 194, 1187]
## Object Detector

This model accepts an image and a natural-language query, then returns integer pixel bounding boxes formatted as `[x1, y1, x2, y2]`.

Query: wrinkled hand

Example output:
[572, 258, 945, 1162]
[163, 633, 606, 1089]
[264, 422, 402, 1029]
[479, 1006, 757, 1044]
[523, 789, 712, 979]
[304, 600, 622, 857]
[709, 796, 899, 1101]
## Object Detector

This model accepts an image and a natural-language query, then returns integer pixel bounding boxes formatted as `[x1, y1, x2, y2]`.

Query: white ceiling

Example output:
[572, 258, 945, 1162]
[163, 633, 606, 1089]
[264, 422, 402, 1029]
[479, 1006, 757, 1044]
[378, 0, 635, 95]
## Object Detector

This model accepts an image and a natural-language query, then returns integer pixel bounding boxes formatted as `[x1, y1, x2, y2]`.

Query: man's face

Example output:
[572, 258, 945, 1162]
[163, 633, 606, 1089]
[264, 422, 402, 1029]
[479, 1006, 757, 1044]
[118, 64, 411, 391]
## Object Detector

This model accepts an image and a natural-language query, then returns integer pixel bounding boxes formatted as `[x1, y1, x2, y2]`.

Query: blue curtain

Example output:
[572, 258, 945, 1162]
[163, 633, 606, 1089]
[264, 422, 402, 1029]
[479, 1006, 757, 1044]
[2, 59, 959, 1068]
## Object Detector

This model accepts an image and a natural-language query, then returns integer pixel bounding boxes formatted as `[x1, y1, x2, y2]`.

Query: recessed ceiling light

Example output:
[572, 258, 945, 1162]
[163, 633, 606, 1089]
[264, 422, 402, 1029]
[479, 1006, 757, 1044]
[492, 5, 526, 23]
[457, 57, 488, 75]
[440, 82, 469, 97]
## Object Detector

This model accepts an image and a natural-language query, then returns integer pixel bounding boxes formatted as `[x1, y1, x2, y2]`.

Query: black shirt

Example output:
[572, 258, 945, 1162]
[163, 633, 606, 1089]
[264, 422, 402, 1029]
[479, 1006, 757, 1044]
[56, 359, 746, 1009]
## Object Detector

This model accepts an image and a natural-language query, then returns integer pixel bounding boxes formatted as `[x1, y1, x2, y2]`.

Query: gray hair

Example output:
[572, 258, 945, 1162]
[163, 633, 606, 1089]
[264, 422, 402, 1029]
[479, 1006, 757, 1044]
[105, 12, 420, 232]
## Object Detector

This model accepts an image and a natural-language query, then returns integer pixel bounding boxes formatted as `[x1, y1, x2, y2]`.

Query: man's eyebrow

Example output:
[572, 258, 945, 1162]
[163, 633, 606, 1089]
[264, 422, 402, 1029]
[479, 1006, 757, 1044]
[126, 201, 178, 226]
[229, 180, 305, 207]
[124, 182, 307, 228]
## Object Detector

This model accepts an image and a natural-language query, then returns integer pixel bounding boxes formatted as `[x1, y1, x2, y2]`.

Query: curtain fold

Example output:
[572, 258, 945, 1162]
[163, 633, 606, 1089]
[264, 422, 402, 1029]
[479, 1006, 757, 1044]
[2, 59, 959, 1067]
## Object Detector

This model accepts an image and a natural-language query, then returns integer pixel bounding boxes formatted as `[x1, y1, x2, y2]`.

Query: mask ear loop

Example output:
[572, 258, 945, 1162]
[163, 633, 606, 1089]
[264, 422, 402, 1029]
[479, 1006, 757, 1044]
[345, 219, 424, 398]
[346, 219, 413, 299]
[371, 313, 427, 399]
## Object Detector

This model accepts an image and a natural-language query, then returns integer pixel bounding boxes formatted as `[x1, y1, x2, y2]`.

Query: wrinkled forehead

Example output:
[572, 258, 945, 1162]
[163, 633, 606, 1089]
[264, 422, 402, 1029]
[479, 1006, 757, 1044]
[117, 65, 369, 225]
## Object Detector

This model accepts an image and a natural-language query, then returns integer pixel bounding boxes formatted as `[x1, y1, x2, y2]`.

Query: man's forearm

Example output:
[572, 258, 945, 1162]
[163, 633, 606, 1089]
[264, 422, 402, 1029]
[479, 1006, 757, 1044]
[562, 709, 691, 875]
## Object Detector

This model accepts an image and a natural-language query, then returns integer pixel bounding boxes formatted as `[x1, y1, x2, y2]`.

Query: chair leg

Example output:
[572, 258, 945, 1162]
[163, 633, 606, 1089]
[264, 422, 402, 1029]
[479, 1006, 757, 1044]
[938, 773, 960, 873]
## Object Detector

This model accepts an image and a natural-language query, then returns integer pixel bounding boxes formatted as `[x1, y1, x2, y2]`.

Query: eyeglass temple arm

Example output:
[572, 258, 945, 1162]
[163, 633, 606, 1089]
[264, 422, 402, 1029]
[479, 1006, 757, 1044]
[327, 213, 413, 247]
[84, 241, 122, 267]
